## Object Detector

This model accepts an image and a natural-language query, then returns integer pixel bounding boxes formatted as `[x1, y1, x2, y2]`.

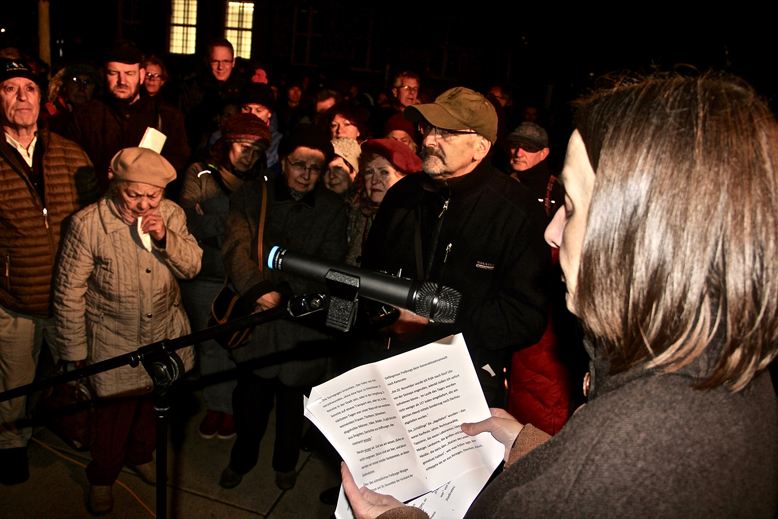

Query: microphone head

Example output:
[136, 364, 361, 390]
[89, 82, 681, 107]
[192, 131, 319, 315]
[413, 282, 462, 324]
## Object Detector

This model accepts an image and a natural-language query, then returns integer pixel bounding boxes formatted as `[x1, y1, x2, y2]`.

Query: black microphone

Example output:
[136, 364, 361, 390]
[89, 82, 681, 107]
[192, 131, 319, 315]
[267, 246, 461, 324]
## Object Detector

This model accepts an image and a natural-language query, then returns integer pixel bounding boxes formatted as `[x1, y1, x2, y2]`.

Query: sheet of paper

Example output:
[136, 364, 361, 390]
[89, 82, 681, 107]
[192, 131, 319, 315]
[306, 334, 503, 512]
[138, 127, 167, 153]
[335, 463, 496, 519]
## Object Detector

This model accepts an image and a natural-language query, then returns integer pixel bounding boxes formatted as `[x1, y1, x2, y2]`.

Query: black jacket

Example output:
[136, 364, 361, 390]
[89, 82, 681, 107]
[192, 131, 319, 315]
[67, 94, 191, 190]
[360, 160, 550, 393]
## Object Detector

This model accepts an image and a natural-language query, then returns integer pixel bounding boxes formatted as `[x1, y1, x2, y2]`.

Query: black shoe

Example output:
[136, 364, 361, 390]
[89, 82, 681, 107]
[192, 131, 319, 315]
[319, 485, 340, 505]
[0, 447, 29, 486]
[275, 469, 297, 490]
[219, 466, 243, 489]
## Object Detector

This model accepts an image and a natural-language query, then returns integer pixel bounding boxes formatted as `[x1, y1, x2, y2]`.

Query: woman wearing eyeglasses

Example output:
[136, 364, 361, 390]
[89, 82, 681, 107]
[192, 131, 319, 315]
[141, 56, 168, 97]
[219, 124, 348, 491]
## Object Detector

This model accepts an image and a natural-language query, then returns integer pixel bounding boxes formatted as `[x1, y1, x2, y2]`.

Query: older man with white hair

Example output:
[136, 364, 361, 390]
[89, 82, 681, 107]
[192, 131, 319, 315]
[0, 58, 98, 485]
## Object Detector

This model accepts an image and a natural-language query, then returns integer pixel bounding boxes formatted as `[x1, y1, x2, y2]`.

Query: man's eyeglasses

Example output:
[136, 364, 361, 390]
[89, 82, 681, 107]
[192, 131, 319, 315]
[145, 73, 163, 81]
[418, 122, 477, 141]
[68, 77, 95, 88]
[396, 85, 419, 93]
[286, 158, 323, 176]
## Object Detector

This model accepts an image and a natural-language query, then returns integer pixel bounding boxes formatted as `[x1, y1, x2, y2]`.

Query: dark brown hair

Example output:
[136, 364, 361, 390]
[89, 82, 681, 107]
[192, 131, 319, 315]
[320, 102, 367, 140]
[574, 74, 778, 391]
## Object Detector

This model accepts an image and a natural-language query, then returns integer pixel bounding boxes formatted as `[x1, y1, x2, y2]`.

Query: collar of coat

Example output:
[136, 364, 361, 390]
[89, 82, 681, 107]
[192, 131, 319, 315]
[273, 175, 317, 207]
[0, 119, 50, 180]
[418, 157, 496, 198]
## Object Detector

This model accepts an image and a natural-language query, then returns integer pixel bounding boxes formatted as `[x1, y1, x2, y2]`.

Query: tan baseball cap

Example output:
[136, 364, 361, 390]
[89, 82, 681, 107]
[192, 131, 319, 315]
[403, 87, 498, 143]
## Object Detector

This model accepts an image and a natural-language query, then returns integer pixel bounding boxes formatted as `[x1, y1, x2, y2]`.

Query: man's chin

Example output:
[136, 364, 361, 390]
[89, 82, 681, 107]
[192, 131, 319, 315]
[422, 157, 446, 177]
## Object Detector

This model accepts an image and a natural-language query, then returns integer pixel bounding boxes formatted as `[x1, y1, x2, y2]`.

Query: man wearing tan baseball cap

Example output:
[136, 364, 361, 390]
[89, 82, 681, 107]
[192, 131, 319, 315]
[358, 86, 552, 408]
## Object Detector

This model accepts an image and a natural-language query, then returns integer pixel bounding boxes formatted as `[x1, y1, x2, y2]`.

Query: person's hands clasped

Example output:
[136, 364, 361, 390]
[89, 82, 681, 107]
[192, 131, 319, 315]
[140, 214, 166, 242]
[341, 462, 405, 519]
[461, 407, 524, 462]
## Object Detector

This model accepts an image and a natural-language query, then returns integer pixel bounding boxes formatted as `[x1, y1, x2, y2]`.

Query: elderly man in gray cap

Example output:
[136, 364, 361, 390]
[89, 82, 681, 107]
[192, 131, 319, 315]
[0, 58, 99, 485]
[359, 87, 550, 406]
[506, 122, 564, 218]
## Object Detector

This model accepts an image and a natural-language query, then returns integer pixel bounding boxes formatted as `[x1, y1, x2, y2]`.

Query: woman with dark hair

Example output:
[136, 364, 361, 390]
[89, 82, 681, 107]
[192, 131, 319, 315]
[321, 102, 367, 142]
[178, 113, 271, 440]
[219, 124, 347, 491]
[341, 74, 778, 518]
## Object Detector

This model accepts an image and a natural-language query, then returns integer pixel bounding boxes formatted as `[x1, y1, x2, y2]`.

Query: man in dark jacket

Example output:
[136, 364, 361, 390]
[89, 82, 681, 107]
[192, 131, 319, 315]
[178, 38, 247, 152]
[67, 43, 190, 191]
[360, 87, 550, 406]
[0, 59, 99, 485]
[506, 122, 564, 214]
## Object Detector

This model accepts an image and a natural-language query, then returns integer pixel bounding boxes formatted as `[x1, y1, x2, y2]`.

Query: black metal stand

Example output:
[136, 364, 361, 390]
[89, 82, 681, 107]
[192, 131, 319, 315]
[0, 292, 331, 519]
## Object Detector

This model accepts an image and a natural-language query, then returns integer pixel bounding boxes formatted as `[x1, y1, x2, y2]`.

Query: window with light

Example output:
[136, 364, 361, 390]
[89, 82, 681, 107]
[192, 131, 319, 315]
[169, 0, 197, 54]
[225, 2, 254, 59]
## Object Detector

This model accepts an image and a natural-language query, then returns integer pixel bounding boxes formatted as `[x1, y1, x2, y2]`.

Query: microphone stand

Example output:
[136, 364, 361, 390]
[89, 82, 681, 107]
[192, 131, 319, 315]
[0, 292, 329, 519]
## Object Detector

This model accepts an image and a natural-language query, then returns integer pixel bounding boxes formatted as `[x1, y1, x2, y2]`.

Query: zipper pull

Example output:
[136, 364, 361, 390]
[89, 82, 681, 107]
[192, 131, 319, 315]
[443, 243, 452, 263]
[43, 208, 49, 229]
[5, 255, 9, 277]
[438, 199, 449, 219]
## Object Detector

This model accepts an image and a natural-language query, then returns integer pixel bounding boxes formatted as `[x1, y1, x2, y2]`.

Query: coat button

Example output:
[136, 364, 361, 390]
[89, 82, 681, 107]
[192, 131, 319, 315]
[146, 268, 151, 273]
[147, 313, 152, 318]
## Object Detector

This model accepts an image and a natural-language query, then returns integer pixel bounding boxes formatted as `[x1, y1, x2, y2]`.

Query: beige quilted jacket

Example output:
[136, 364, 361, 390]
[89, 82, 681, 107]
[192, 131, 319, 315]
[53, 196, 202, 398]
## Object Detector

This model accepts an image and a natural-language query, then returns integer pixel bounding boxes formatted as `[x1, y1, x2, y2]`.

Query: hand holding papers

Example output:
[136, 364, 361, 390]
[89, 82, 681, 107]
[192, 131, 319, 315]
[304, 334, 504, 518]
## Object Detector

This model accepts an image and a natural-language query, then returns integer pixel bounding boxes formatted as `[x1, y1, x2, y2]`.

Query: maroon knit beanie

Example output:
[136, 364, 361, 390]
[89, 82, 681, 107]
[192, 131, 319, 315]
[382, 112, 417, 140]
[361, 139, 423, 174]
[222, 113, 272, 148]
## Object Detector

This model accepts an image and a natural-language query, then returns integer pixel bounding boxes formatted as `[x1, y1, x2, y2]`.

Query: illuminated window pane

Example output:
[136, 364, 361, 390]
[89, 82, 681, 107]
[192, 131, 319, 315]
[170, 0, 197, 55]
[225, 2, 253, 59]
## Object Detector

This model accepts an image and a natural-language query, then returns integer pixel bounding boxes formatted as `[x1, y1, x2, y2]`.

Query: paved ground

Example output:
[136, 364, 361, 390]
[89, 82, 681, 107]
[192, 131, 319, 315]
[0, 383, 342, 519]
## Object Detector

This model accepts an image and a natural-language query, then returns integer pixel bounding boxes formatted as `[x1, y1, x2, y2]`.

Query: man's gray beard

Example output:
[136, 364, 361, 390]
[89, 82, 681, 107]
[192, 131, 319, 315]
[422, 147, 446, 177]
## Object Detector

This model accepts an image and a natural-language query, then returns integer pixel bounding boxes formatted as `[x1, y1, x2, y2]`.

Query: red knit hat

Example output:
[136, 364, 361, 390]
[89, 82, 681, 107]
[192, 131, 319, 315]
[361, 139, 422, 174]
[222, 113, 271, 148]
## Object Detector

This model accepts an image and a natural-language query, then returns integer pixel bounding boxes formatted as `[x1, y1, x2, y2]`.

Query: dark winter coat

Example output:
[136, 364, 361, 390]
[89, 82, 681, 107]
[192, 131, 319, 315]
[360, 160, 551, 390]
[67, 94, 190, 190]
[222, 178, 348, 386]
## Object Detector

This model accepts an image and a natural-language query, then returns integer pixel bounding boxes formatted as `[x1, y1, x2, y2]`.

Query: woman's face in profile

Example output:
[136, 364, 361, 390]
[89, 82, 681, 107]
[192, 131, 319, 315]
[545, 130, 596, 315]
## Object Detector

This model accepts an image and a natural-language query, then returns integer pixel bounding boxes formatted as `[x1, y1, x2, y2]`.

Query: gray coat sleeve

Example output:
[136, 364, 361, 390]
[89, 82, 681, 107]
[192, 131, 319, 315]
[52, 213, 93, 362]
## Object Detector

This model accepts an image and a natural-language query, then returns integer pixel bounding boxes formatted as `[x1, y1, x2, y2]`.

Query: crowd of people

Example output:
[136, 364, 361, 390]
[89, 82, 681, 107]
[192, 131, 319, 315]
[1, 35, 776, 519]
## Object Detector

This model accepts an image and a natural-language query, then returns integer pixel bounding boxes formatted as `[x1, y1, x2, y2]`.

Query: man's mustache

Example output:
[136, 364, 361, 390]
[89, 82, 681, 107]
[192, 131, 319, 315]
[422, 147, 444, 160]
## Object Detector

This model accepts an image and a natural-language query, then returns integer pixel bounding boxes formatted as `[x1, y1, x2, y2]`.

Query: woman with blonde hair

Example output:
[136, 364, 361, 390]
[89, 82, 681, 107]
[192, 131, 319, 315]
[342, 74, 778, 518]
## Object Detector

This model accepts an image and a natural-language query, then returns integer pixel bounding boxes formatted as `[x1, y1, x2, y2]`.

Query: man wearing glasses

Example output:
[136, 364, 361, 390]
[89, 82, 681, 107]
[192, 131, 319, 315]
[360, 87, 551, 406]
[391, 71, 421, 108]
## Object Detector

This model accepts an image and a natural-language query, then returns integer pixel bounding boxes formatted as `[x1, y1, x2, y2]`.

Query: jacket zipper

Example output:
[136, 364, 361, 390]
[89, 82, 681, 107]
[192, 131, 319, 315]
[424, 192, 450, 279]
[43, 207, 49, 229]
